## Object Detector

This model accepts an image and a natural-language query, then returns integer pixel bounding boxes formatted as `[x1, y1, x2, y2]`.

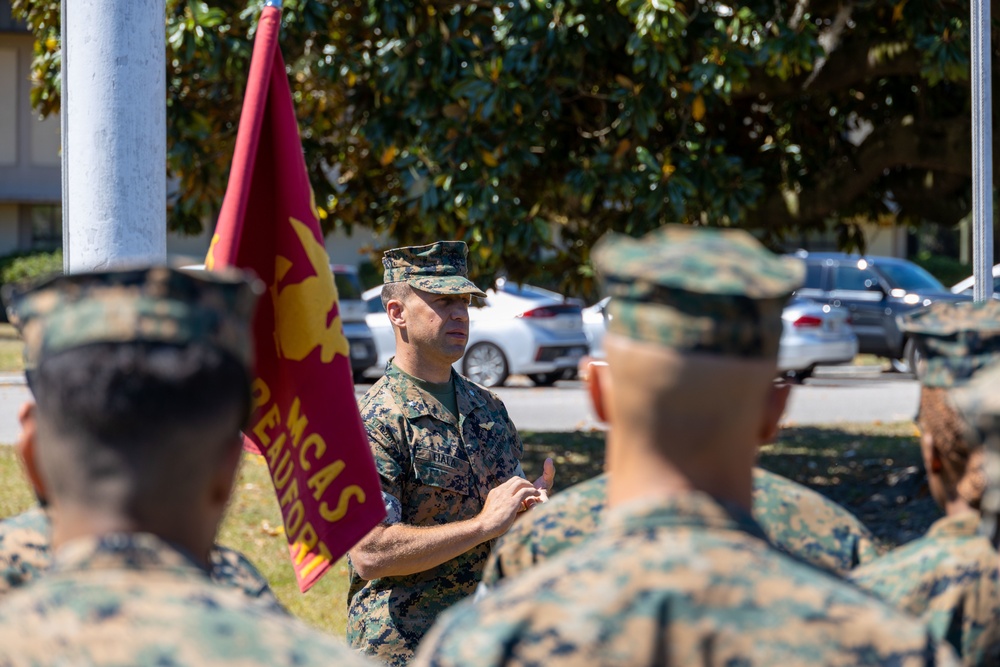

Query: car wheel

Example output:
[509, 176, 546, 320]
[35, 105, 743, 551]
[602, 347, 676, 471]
[785, 367, 813, 384]
[528, 372, 560, 387]
[904, 337, 924, 380]
[464, 343, 509, 387]
[888, 356, 911, 374]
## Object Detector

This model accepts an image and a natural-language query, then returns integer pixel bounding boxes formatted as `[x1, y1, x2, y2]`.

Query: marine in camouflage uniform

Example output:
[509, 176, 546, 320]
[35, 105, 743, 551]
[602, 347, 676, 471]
[480, 467, 878, 590]
[348, 242, 546, 665]
[0, 505, 283, 609]
[850, 300, 1000, 666]
[415, 225, 959, 667]
[0, 267, 371, 667]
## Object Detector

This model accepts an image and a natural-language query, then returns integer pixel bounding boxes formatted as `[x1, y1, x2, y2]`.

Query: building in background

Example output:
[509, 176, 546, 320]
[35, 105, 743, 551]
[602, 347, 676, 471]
[0, 0, 381, 270]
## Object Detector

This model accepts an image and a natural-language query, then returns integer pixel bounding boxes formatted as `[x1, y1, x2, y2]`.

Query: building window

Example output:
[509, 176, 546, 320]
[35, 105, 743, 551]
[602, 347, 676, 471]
[29, 205, 61, 250]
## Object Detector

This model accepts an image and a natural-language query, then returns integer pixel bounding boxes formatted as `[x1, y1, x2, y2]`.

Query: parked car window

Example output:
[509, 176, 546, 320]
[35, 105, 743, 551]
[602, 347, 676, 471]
[333, 272, 362, 299]
[833, 265, 879, 291]
[803, 263, 824, 289]
[876, 263, 947, 293]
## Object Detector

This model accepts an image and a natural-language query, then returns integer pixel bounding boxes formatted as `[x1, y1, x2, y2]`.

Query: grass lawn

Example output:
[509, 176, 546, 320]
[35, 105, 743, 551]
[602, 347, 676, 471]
[0, 324, 23, 373]
[0, 421, 930, 638]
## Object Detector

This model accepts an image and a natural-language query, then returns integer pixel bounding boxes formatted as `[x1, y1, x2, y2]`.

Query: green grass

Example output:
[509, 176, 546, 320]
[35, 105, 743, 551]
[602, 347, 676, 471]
[0, 422, 931, 637]
[0, 447, 34, 518]
[0, 324, 24, 373]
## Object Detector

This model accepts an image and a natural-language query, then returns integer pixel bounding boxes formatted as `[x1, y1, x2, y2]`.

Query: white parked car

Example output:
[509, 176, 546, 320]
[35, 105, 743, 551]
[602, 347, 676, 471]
[951, 263, 1000, 299]
[362, 279, 590, 387]
[582, 297, 610, 359]
[777, 297, 858, 381]
[584, 295, 857, 382]
[362, 285, 396, 376]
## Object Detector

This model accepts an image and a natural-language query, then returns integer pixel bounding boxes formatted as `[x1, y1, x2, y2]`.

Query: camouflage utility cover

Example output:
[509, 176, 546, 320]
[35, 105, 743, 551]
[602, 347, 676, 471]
[592, 225, 804, 357]
[416, 493, 959, 667]
[382, 241, 487, 297]
[0, 533, 370, 667]
[348, 363, 523, 665]
[5, 266, 261, 372]
[0, 506, 282, 609]
[899, 300, 1000, 388]
[481, 468, 878, 589]
[852, 513, 1000, 665]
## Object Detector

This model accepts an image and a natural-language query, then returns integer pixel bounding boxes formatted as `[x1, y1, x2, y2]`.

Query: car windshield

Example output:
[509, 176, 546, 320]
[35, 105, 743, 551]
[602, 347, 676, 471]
[334, 272, 362, 299]
[877, 262, 947, 293]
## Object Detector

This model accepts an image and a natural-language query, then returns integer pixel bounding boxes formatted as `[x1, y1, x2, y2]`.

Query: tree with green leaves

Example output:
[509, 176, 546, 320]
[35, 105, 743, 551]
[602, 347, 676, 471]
[12, 0, 982, 295]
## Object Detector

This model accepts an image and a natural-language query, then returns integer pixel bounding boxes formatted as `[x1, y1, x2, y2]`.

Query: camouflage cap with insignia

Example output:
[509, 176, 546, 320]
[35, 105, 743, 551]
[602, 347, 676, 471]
[898, 300, 1000, 388]
[4, 266, 262, 373]
[592, 225, 804, 358]
[382, 241, 487, 298]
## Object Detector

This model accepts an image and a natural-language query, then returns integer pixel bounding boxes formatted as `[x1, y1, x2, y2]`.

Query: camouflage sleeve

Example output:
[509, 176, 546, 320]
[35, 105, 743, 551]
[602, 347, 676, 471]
[362, 415, 409, 519]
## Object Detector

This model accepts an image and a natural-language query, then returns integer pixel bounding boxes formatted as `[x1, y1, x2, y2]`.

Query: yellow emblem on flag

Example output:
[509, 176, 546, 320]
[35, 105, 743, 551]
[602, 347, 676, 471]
[270, 216, 350, 363]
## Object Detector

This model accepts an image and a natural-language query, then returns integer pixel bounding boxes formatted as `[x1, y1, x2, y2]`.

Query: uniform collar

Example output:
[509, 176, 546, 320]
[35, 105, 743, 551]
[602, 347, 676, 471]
[384, 361, 486, 425]
[925, 511, 982, 540]
[603, 491, 770, 543]
[53, 532, 211, 577]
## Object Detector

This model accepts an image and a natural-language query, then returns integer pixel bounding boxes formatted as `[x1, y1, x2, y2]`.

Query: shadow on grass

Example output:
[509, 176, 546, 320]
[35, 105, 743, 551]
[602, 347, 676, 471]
[521, 423, 939, 548]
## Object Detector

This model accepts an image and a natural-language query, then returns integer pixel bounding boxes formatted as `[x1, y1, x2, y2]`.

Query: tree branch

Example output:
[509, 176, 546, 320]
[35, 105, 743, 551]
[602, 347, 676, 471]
[745, 116, 972, 229]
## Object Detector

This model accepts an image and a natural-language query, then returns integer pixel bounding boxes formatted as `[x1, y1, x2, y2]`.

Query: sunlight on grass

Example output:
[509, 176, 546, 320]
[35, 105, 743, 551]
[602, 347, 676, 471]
[217, 453, 351, 636]
[0, 447, 33, 518]
[0, 324, 23, 373]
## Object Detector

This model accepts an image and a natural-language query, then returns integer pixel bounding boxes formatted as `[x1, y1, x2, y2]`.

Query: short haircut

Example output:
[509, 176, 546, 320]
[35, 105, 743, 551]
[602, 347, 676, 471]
[919, 386, 985, 508]
[30, 341, 251, 513]
[381, 282, 411, 312]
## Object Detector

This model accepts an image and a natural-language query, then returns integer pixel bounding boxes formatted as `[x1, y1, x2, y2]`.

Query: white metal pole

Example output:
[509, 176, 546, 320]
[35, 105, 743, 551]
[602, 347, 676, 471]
[972, 0, 993, 303]
[61, 0, 167, 272]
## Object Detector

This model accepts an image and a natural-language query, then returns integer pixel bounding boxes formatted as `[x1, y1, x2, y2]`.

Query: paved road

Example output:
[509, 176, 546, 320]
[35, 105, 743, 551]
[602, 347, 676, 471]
[0, 366, 920, 442]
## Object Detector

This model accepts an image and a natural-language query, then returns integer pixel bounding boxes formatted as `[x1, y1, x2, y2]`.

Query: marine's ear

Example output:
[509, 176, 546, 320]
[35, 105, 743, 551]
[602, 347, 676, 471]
[586, 360, 611, 423]
[16, 401, 46, 499]
[759, 382, 791, 444]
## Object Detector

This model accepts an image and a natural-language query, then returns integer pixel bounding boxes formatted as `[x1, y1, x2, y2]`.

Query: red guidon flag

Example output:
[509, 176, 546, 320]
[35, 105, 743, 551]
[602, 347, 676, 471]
[207, 3, 385, 592]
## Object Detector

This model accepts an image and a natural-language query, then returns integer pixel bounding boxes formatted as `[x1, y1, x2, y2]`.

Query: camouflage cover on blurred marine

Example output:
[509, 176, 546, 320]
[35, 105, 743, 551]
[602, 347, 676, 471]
[592, 225, 804, 357]
[899, 300, 1000, 388]
[5, 266, 260, 372]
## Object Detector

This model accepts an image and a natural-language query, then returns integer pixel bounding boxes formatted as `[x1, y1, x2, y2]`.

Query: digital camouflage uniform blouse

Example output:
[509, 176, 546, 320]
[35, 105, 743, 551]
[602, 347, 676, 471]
[480, 467, 879, 589]
[852, 512, 1000, 666]
[417, 493, 959, 667]
[0, 533, 370, 667]
[348, 363, 523, 665]
[0, 505, 282, 610]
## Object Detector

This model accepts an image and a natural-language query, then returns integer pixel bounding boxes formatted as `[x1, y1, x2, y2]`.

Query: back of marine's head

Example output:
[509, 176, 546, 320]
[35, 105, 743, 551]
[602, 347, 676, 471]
[591, 225, 802, 454]
[6, 266, 261, 524]
[903, 300, 1000, 514]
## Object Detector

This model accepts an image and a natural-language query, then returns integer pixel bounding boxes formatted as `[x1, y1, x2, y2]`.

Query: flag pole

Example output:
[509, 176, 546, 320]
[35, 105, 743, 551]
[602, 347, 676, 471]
[60, 0, 167, 272]
[971, 0, 993, 303]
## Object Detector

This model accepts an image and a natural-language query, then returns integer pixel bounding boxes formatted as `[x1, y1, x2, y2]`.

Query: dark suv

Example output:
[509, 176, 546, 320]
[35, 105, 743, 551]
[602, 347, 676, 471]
[792, 252, 971, 371]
